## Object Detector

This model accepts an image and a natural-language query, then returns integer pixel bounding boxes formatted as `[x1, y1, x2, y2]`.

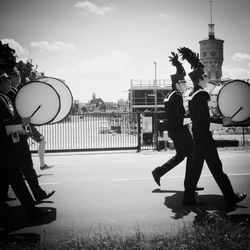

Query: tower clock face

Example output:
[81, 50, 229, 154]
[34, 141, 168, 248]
[211, 51, 216, 56]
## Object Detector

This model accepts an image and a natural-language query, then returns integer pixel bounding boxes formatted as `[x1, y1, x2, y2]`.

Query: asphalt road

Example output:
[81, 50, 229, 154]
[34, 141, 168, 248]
[1, 149, 250, 243]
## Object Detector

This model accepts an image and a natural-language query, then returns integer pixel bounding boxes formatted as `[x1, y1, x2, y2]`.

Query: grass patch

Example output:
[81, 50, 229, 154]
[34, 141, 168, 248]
[1, 212, 250, 249]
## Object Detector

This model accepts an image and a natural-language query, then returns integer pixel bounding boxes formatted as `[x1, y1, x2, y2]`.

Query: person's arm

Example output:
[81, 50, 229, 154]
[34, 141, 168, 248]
[170, 93, 185, 125]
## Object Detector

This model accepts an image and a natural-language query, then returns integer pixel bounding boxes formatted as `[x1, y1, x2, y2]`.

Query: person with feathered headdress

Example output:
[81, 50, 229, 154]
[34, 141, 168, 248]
[152, 52, 203, 191]
[178, 47, 247, 205]
[0, 41, 53, 219]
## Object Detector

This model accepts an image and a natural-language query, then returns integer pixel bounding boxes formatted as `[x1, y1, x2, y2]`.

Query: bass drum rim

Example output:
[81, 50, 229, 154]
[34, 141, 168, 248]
[217, 79, 250, 123]
[15, 81, 61, 126]
[38, 76, 73, 123]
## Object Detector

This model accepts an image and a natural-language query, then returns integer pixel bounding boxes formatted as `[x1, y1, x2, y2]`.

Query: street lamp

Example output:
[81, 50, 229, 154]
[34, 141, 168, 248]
[153, 61, 158, 150]
[153, 61, 157, 112]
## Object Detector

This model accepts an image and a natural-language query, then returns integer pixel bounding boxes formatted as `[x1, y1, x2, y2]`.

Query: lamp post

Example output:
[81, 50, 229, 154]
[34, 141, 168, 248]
[153, 61, 157, 112]
[153, 61, 158, 150]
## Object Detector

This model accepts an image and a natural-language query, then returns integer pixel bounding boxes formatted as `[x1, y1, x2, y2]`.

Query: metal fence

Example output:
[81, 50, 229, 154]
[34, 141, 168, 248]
[29, 113, 143, 152]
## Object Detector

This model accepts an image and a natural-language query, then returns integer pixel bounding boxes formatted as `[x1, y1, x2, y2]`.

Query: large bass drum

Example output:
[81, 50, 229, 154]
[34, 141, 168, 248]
[15, 81, 61, 125]
[210, 80, 250, 123]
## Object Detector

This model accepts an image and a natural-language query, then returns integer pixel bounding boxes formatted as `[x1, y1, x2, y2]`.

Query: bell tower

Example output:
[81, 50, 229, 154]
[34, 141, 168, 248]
[199, 0, 224, 83]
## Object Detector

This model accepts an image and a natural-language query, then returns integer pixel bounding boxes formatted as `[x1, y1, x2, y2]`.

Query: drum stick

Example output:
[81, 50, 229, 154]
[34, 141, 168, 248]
[231, 106, 243, 119]
[30, 105, 41, 117]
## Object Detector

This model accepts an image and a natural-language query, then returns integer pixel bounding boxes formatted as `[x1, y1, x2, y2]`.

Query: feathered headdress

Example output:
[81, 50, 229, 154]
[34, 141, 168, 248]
[177, 47, 205, 86]
[177, 47, 204, 70]
[168, 52, 186, 89]
[169, 52, 186, 76]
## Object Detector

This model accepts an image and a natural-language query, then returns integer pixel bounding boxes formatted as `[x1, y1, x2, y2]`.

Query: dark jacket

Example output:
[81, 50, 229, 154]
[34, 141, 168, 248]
[164, 90, 185, 132]
[188, 86, 220, 144]
[0, 92, 18, 148]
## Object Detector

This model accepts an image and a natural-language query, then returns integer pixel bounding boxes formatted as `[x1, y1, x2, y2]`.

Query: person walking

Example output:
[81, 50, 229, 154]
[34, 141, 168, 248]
[7, 67, 55, 202]
[152, 52, 203, 191]
[0, 70, 50, 219]
[178, 47, 247, 205]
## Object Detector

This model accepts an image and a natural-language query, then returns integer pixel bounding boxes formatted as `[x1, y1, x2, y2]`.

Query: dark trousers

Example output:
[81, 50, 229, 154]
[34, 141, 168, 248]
[0, 174, 9, 200]
[7, 170, 36, 213]
[1, 147, 35, 213]
[184, 139, 235, 202]
[19, 140, 46, 200]
[0, 140, 45, 202]
[156, 125, 193, 188]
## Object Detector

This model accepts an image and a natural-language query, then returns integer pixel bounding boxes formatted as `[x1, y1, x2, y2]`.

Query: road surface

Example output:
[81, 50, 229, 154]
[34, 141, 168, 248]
[1, 149, 249, 243]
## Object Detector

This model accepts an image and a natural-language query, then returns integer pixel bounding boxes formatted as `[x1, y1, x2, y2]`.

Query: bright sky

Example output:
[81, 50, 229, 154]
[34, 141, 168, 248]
[1, 0, 250, 103]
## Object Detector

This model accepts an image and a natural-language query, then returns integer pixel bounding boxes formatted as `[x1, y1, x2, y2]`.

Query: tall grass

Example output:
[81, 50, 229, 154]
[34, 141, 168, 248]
[1, 212, 249, 249]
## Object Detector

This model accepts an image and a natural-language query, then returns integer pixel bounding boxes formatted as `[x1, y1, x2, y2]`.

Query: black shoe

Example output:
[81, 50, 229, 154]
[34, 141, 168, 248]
[152, 169, 161, 186]
[36, 190, 55, 203]
[195, 186, 204, 191]
[27, 207, 51, 220]
[227, 192, 247, 204]
[40, 164, 54, 170]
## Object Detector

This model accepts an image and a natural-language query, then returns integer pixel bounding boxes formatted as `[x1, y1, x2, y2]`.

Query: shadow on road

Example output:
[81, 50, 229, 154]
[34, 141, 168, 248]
[0, 202, 56, 243]
[153, 188, 249, 227]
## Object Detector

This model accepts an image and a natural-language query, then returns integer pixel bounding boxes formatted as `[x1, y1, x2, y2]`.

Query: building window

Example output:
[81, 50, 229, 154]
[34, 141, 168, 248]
[211, 51, 216, 57]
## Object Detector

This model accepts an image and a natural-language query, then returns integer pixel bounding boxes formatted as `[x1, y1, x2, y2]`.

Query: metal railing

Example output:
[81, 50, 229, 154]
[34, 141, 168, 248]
[29, 113, 141, 152]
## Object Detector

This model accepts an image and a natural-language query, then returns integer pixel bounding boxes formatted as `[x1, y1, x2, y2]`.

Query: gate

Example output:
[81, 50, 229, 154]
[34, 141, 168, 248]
[29, 113, 143, 152]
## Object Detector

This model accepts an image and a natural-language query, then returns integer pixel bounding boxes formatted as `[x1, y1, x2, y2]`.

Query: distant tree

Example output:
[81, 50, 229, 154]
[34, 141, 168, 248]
[0, 40, 17, 73]
[16, 60, 45, 85]
[81, 105, 88, 113]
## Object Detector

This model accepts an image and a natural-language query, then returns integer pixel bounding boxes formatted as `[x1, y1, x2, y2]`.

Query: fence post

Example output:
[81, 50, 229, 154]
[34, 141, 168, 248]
[153, 111, 158, 150]
[137, 112, 141, 152]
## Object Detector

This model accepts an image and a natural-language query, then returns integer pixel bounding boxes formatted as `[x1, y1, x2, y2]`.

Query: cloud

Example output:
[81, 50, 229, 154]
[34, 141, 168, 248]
[46, 50, 131, 102]
[75, 1, 115, 15]
[1, 38, 27, 57]
[60, 50, 130, 78]
[223, 67, 250, 80]
[232, 52, 250, 62]
[30, 41, 75, 52]
[158, 13, 169, 19]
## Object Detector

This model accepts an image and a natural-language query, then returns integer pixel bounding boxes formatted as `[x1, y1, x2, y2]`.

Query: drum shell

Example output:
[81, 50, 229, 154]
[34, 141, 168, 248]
[215, 80, 250, 123]
[38, 77, 73, 123]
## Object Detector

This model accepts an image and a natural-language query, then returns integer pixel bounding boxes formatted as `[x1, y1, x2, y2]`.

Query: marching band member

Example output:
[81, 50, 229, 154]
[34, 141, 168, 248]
[178, 47, 247, 205]
[7, 67, 55, 202]
[0, 70, 50, 219]
[152, 52, 203, 191]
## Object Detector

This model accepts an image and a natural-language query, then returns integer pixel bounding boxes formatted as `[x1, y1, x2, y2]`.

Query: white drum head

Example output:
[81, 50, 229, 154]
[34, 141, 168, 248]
[218, 80, 250, 122]
[39, 77, 73, 123]
[15, 81, 61, 125]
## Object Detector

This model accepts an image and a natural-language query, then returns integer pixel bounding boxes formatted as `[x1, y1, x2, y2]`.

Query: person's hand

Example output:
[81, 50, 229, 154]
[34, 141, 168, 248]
[18, 128, 27, 135]
[22, 117, 31, 127]
[223, 117, 232, 126]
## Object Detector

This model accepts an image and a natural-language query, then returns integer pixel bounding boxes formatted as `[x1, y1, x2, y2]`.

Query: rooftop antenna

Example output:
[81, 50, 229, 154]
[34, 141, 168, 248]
[208, 0, 215, 39]
[28, 44, 32, 63]
[210, 0, 213, 24]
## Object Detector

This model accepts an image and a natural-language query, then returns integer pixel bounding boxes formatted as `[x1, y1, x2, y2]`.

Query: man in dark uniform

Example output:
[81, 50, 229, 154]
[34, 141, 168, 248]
[6, 67, 55, 202]
[0, 70, 50, 219]
[179, 47, 247, 205]
[152, 52, 203, 191]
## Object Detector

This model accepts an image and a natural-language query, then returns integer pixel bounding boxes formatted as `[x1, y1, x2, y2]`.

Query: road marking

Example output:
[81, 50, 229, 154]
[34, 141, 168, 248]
[112, 173, 250, 182]
[40, 182, 59, 185]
